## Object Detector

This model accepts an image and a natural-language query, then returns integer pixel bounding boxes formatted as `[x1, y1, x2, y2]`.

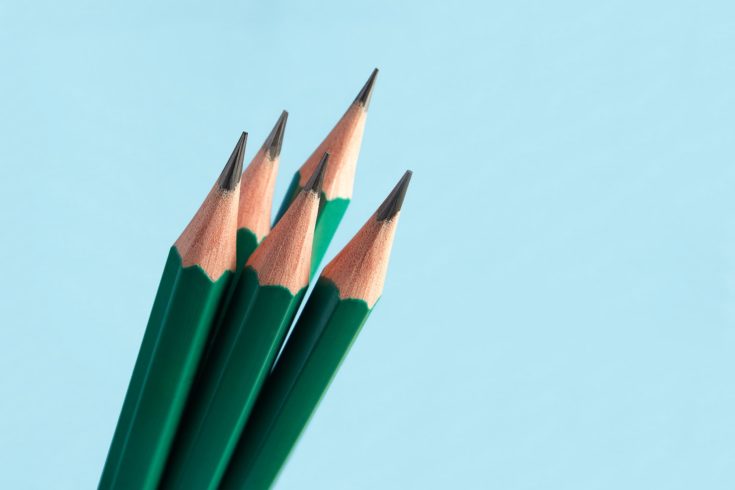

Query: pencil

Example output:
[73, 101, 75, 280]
[98, 133, 246, 490]
[219, 170, 412, 490]
[236, 110, 288, 269]
[274, 68, 378, 277]
[160, 155, 329, 490]
[199, 112, 288, 367]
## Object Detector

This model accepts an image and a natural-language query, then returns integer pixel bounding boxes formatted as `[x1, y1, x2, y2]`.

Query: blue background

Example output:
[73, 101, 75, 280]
[1, 1, 733, 488]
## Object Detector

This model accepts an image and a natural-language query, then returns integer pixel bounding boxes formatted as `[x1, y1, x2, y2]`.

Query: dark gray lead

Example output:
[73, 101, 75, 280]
[219, 132, 247, 190]
[304, 152, 330, 195]
[262, 111, 288, 159]
[353, 68, 379, 109]
[377, 170, 412, 221]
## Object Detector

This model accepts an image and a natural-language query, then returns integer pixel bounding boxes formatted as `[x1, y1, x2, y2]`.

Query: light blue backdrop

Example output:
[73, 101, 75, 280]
[1, 1, 733, 488]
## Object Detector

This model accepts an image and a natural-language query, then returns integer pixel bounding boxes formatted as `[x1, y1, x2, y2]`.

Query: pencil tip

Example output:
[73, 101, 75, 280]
[304, 152, 329, 195]
[353, 68, 379, 109]
[219, 132, 247, 190]
[263, 110, 288, 159]
[376, 170, 412, 221]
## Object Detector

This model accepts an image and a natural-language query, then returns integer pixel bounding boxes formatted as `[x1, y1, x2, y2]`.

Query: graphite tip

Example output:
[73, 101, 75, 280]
[353, 68, 379, 109]
[262, 110, 288, 159]
[303, 152, 329, 195]
[376, 170, 412, 221]
[219, 132, 247, 190]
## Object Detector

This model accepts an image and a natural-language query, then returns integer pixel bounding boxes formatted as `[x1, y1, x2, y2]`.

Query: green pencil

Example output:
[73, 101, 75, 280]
[201, 112, 288, 365]
[220, 170, 412, 490]
[98, 133, 247, 490]
[160, 155, 329, 490]
[274, 68, 378, 277]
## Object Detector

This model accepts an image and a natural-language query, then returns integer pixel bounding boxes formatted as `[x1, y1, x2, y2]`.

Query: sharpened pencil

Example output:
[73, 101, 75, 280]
[236, 110, 288, 269]
[197, 114, 288, 376]
[160, 156, 329, 490]
[274, 68, 378, 277]
[98, 133, 247, 490]
[219, 171, 412, 490]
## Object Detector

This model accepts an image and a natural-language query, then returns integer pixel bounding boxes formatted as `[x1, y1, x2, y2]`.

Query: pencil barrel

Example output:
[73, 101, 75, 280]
[99, 247, 231, 490]
[273, 172, 301, 225]
[220, 278, 372, 490]
[160, 267, 306, 490]
[235, 227, 259, 271]
[310, 196, 349, 277]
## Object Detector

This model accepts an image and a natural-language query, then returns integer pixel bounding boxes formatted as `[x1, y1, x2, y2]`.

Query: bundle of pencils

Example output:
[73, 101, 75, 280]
[100, 68, 412, 490]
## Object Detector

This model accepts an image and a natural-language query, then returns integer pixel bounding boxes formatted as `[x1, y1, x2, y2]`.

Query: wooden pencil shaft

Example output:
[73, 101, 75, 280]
[219, 278, 372, 490]
[100, 134, 244, 489]
[208, 114, 288, 366]
[99, 248, 232, 490]
[218, 114, 289, 362]
[160, 267, 306, 490]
